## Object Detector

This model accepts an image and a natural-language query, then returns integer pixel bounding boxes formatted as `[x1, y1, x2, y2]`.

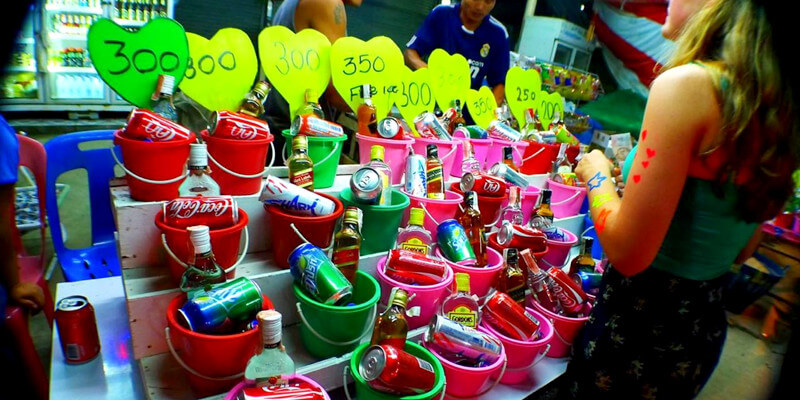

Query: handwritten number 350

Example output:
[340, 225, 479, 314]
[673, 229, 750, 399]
[342, 54, 385, 76]
[105, 40, 180, 75]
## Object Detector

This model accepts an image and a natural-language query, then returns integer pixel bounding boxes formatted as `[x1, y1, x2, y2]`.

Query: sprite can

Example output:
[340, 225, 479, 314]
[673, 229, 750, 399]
[289, 243, 353, 305]
[178, 277, 263, 334]
[436, 219, 477, 265]
[454, 125, 489, 140]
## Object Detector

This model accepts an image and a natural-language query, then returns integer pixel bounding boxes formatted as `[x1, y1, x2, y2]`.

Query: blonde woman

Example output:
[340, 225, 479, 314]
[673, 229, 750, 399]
[566, 0, 798, 397]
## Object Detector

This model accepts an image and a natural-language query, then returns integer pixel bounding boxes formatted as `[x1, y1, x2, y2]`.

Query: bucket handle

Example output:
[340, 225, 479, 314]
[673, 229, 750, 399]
[343, 365, 447, 400]
[550, 190, 582, 206]
[419, 202, 442, 227]
[519, 146, 546, 164]
[207, 141, 276, 179]
[110, 148, 189, 184]
[290, 222, 334, 252]
[160, 225, 250, 274]
[441, 143, 458, 161]
[282, 141, 341, 167]
[295, 302, 377, 346]
[485, 208, 504, 229]
[582, 225, 595, 237]
[503, 344, 551, 372]
[547, 316, 576, 347]
[438, 354, 508, 399]
[165, 326, 245, 381]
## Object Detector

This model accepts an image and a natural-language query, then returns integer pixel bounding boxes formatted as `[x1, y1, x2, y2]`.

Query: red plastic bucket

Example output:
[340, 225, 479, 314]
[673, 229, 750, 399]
[434, 246, 503, 298]
[540, 227, 579, 269]
[498, 185, 542, 226]
[402, 189, 463, 235]
[487, 231, 547, 262]
[448, 182, 507, 227]
[202, 131, 273, 195]
[223, 374, 331, 400]
[451, 129, 493, 177]
[113, 130, 192, 201]
[530, 297, 593, 358]
[482, 307, 553, 384]
[166, 293, 274, 397]
[411, 137, 462, 178]
[547, 178, 587, 219]
[357, 134, 414, 185]
[376, 256, 454, 330]
[266, 192, 344, 269]
[485, 139, 529, 169]
[519, 142, 581, 175]
[155, 209, 249, 285]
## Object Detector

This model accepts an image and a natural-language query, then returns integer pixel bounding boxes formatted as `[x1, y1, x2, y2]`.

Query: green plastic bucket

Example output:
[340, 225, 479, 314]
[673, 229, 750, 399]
[294, 270, 380, 358]
[348, 341, 446, 400]
[339, 188, 410, 255]
[282, 129, 347, 189]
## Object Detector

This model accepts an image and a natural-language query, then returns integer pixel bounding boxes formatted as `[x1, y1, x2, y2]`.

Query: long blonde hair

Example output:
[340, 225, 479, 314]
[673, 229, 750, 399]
[664, 0, 799, 222]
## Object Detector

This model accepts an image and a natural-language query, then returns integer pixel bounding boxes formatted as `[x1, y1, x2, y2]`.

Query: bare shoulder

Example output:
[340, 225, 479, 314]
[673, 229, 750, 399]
[298, 0, 340, 13]
[648, 64, 721, 129]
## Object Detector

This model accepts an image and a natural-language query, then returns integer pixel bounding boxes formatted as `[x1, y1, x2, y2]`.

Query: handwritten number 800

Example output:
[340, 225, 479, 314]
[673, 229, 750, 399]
[185, 51, 237, 79]
[105, 40, 180, 75]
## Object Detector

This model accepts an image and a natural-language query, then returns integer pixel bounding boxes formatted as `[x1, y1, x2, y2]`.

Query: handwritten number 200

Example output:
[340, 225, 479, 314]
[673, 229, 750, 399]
[105, 40, 179, 75]
[342, 54, 385, 76]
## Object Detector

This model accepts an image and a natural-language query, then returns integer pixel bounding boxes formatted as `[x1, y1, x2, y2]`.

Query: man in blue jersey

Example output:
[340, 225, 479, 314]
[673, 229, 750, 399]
[405, 0, 510, 105]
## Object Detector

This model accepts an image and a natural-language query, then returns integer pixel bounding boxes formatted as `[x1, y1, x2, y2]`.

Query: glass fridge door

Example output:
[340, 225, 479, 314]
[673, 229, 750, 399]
[1, 5, 42, 103]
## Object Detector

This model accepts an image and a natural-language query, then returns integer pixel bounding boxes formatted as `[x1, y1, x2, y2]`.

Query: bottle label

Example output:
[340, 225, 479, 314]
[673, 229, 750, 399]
[417, 357, 435, 373]
[332, 245, 359, 269]
[290, 168, 314, 189]
[447, 305, 478, 328]
[427, 166, 442, 184]
[507, 284, 527, 305]
[399, 237, 429, 255]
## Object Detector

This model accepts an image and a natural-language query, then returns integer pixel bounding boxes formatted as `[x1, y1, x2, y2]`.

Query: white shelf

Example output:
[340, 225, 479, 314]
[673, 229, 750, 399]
[48, 66, 96, 74]
[48, 32, 88, 41]
[44, 4, 103, 15]
[112, 18, 147, 27]
[6, 65, 36, 73]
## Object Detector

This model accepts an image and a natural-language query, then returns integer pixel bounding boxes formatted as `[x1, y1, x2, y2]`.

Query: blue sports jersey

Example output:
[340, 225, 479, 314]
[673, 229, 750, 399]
[0, 115, 19, 186]
[407, 3, 510, 90]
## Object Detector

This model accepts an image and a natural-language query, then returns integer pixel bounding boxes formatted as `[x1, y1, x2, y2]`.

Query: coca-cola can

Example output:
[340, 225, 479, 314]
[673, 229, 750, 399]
[424, 315, 502, 365]
[359, 344, 437, 396]
[460, 173, 507, 197]
[548, 267, 588, 316]
[384, 249, 448, 285]
[55, 295, 101, 364]
[162, 196, 239, 229]
[483, 291, 541, 341]
[377, 117, 405, 140]
[497, 222, 548, 252]
[487, 119, 521, 142]
[259, 175, 336, 217]
[291, 114, 344, 137]
[240, 385, 326, 400]
[123, 108, 192, 142]
[413, 111, 451, 140]
[210, 110, 270, 140]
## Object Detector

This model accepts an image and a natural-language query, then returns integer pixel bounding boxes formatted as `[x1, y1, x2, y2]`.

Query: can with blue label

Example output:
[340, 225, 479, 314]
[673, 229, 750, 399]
[436, 219, 477, 265]
[289, 243, 353, 305]
[178, 277, 263, 334]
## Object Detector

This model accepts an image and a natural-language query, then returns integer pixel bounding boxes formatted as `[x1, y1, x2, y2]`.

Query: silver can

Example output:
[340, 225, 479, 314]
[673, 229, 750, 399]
[488, 162, 529, 189]
[415, 111, 451, 141]
[424, 315, 502, 364]
[350, 166, 383, 204]
[487, 119, 522, 142]
[404, 153, 427, 197]
[259, 175, 337, 216]
[377, 117, 404, 140]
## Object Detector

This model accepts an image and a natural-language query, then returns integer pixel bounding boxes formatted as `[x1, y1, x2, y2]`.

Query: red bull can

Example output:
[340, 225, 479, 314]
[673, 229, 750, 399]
[178, 277, 264, 334]
[436, 220, 477, 265]
[424, 315, 502, 365]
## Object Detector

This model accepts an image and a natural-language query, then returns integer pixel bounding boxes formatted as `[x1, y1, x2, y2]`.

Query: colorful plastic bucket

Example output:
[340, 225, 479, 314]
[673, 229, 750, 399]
[349, 341, 445, 400]
[485, 139, 529, 169]
[519, 142, 580, 175]
[402, 190, 463, 235]
[540, 227, 579, 269]
[486, 231, 548, 263]
[339, 188, 410, 255]
[434, 246, 502, 299]
[376, 255, 454, 330]
[202, 131, 273, 195]
[357, 134, 414, 185]
[482, 307, 553, 384]
[282, 129, 347, 189]
[448, 182, 508, 227]
[224, 374, 331, 400]
[450, 130, 492, 177]
[530, 298, 593, 358]
[113, 130, 191, 201]
[411, 137, 461, 178]
[547, 178, 587, 219]
[498, 185, 542, 226]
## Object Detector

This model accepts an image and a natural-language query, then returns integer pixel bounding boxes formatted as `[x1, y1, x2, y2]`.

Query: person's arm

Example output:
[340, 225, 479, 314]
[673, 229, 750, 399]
[404, 6, 441, 70]
[0, 184, 44, 311]
[486, 30, 510, 105]
[404, 48, 427, 70]
[491, 83, 505, 106]
[575, 64, 719, 276]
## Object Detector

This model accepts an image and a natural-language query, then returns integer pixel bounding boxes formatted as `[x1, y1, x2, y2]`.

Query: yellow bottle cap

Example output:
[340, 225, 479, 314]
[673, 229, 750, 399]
[392, 288, 408, 307]
[305, 88, 316, 102]
[292, 134, 308, 150]
[454, 272, 470, 293]
[370, 145, 385, 161]
[409, 207, 425, 226]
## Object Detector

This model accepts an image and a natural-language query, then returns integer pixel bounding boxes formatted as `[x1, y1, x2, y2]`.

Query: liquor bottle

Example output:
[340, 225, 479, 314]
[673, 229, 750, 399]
[179, 225, 226, 294]
[370, 288, 409, 349]
[332, 206, 362, 285]
[160, 0, 168, 17]
[151, 74, 178, 121]
[502, 146, 519, 172]
[178, 143, 221, 196]
[500, 186, 524, 225]
[426, 144, 444, 200]
[366, 145, 392, 206]
[395, 207, 433, 255]
[114, 0, 121, 17]
[440, 272, 480, 328]
[495, 248, 526, 306]
[287, 135, 314, 190]
[568, 237, 595, 276]
[357, 84, 378, 136]
[135, 0, 143, 21]
[244, 310, 296, 387]
[460, 140, 481, 175]
[458, 191, 487, 267]
[238, 81, 271, 117]
[295, 88, 325, 119]
[521, 249, 561, 313]
[451, 99, 467, 130]
[529, 189, 554, 230]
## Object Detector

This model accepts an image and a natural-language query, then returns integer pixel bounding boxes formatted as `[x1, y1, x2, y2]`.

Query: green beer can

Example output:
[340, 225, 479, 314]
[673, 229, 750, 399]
[289, 243, 353, 305]
[178, 277, 263, 333]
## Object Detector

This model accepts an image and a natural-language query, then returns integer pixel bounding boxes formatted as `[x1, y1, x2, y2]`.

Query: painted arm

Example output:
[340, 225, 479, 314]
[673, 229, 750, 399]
[404, 48, 428, 70]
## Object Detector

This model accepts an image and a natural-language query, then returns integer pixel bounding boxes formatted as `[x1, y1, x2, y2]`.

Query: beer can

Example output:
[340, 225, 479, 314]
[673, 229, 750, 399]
[497, 222, 548, 252]
[424, 315, 502, 364]
[162, 196, 239, 229]
[483, 291, 541, 341]
[360, 344, 437, 396]
[460, 172, 507, 197]
[548, 268, 588, 316]
[377, 117, 404, 140]
[178, 277, 264, 333]
[385, 249, 448, 285]
[454, 125, 489, 140]
[488, 162, 529, 189]
[404, 154, 427, 197]
[487, 119, 522, 142]
[210, 110, 270, 140]
[123, 108, 193, 142]
[291, 114, 344, 137]
[288, 243, 353, 305]
[414, 111, 451, 140]
[436, 220, 477, 265]
[350, 167, 383, 204]
[55, 295, 101, 364]
[259, 175, 336, 217]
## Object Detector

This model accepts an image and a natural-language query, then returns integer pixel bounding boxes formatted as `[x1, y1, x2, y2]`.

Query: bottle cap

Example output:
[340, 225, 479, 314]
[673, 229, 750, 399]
[188, 143, 209, 168]
[427, 144, 438, 158]
[454, 272, 470, 293]
[158, 74, 175, 96]
[257, 310, 282, 344]
[582, 236, 594, 249]
[187, 225, 211, 254]
[292, 134, 308, 150]
[344, 206, 362, 226]
[304, 87, 316, 102]
[409, 207, 425, 226]
[253, 81, 271, 97]
[391, 288, 408, 307]
[361, 84, 372, 99]
[370, 145, 385, 161]
[504, 247, 519, 264]
[540, 188, 552, 203]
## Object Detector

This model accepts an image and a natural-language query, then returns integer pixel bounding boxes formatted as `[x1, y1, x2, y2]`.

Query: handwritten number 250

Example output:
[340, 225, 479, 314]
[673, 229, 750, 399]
[104, 40, 180, 75]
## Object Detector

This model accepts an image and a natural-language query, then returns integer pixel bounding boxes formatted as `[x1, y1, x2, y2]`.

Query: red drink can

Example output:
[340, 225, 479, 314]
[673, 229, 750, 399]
[359, 344, 437, 395]
[241, 385, 326, 400]
[548, 268, 588, 316]
[162, 196, 239, 229]
[292, 114, 344, 137]
[377, 117, 405, 140]
[460, 173, 507, 197]
[55, 295, 101, 364]
[385, 249, 448, 285]
[123, 108, 192, 142]
[497, 222, 547, 252]
[210, 110, 270, 140]
[483, 291, 541, 341]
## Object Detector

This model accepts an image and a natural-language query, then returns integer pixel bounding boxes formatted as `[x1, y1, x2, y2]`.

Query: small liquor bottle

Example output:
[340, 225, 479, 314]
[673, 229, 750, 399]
[244, 310, 296, 387]
[370, 288, 409, 349]
[178, 143, 220, 197]
[151, 74, 178, 121]
[460, 140, 481, 175]
[179, 225, 226, 294]
[500, 186, 524, 225]
[440, 272, 480, 328]
[357, 84, 378, 136]
[568, 237, 595, 276]
[332, 207, 362, 285]
[287, 135, 314, 190]
[426, 144, 444, 200]
[396, 207, 433, 255]
[495, 248, 526, 306]
[521, 249, 561, 313]
[238, 81, 271, 118]
[458, 191, 487, 267]
[295, 88, 325, 119]
[449, 99, 467, 132]
[503, 146, 519, 172]
[366, 145, 392, 206]
[530, 188, 554, 230]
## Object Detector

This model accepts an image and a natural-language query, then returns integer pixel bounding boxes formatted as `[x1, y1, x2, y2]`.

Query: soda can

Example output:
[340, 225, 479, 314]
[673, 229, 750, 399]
[259, 175, 336, 217]
[548, 268, 588, 316]
[497, 222, 548, 252]
[404, 153, 427, 197]
[162, 196, 239, 229]
[123, 108, 193, 142]
[360, 344, 437, 396]
[487, 119, 522, 142]
[436, 220, 477, 265]
[240, 385, 326, 400]
[385, 249, 448, 285]
[288, 243, 353, 305]
[424, 315, 502, 364]
[577, 271, 604, 292]
[483, 291, 541, 341]
[454, 125, 489, 140]
[350, 167, 383, 204]
[488, 162, 529, 189]
[291, 114, 344, 137]
[460, 172, 507, 197]
[178, 277, 264, 333]
[55, 295, 101, 364]
[377, 117, 404, 140]
[209, 110, 270, 140]
[414, 111, 451, 140]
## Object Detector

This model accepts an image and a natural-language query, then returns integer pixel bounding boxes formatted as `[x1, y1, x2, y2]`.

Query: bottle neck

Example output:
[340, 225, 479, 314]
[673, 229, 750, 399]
[192, 250, 216, 267]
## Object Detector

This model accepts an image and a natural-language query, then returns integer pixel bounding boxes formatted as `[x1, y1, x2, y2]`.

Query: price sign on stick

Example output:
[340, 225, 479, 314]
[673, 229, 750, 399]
[427, 49, 471, 112]
[179, 28, 257, 112]
[258, 26, 331, 120]
[505, 67, 542, 127]
[394, 66, 435, 133]
[538, 91, 565, 130]
[88, 18, 188, 108]
[330, 36, 404, 120]
[466, 86, 498, 129]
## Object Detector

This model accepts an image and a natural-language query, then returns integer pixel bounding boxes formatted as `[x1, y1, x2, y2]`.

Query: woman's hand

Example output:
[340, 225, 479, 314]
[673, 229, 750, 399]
[10, 282, 45, 313]
[576, 149, 614, 184]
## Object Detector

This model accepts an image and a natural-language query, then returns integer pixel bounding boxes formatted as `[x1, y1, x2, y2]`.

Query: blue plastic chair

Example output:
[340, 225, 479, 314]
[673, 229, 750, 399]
[45, 130, 122, 281]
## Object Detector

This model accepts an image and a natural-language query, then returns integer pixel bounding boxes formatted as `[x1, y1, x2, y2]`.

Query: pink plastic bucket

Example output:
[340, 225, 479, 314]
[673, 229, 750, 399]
[376, 256, 454, 330]
[357, 134, 414, 185]
[451, 130, 492, 177]
[223, 374, 331, 400]
[485, 139, 529, 169]
[498, 185, 542, 226]
[547, 178, 586, 219]
[425, 325, 507, 399]
[411, 137, 462, 178]
[434, 246, 503, 299]
[541, 227, 578, 269]
[402, 189, 464, 235]
[530, 298, 593, 358]
[482, 307, 553, 384]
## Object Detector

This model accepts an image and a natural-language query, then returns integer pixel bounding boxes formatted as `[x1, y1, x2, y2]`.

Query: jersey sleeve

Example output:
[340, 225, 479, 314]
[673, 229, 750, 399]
[0, 116, 19, 186]
[406, 6, 443, 58]
[486, 30, 511, 87]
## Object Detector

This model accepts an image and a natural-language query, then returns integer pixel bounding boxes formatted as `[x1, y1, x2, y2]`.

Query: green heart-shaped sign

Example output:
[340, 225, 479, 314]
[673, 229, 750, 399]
[258, 26, 331, 120]
[88, 18, 188, 108]
[466, 86, 498, 129]
[393, 66, 435, 133]
[427, 49, 471, 111]
[505, 67, 542, 127]
[538, 91, 565, 130]
[179, 28, 258, 112]
[331, 36, 403, 119]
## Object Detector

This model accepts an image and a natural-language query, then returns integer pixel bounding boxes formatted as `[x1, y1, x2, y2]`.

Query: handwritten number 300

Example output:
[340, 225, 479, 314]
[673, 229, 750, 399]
[105, 40, 180, 75]
[274, 42, 320, 75]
